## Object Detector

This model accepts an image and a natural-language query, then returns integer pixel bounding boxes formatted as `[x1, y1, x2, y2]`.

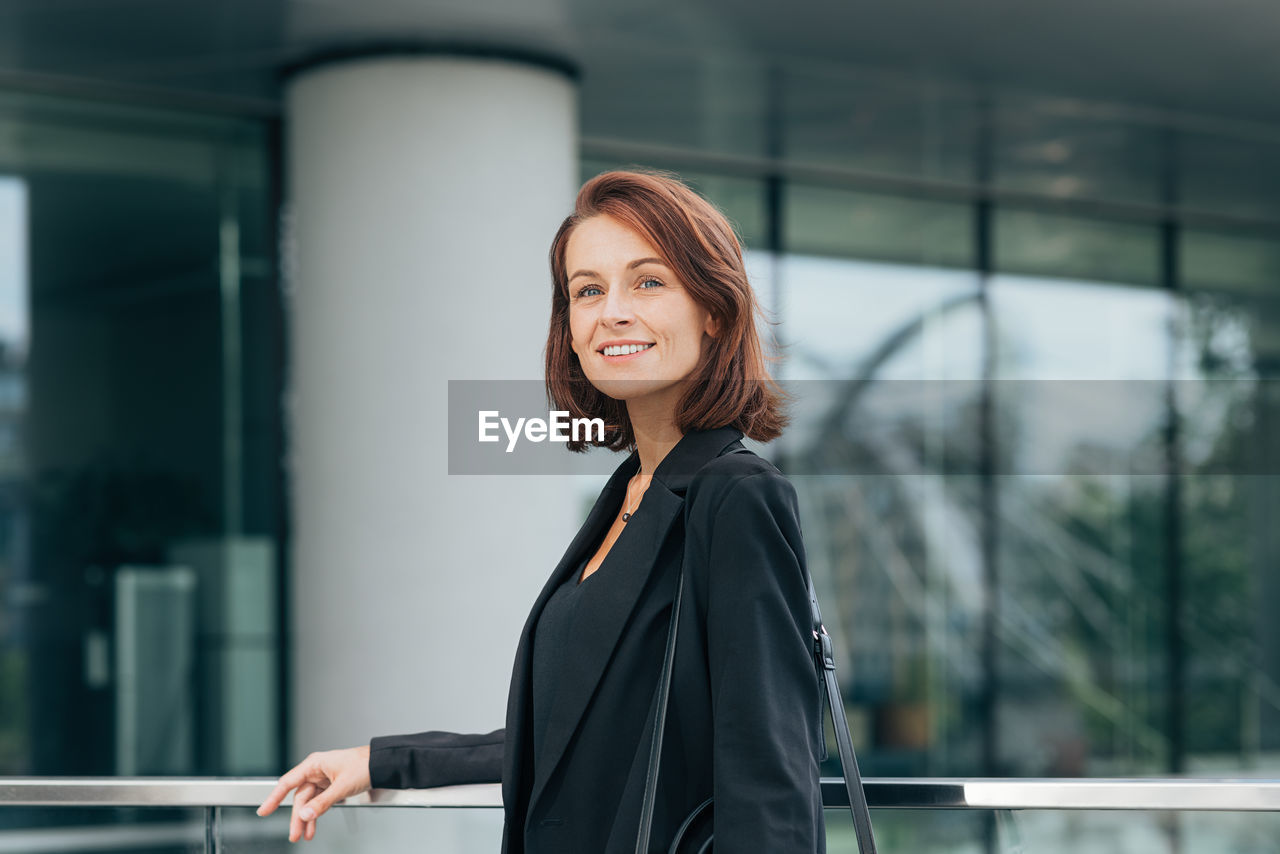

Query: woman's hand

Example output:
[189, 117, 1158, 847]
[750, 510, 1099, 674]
[256, 745, 372, 842]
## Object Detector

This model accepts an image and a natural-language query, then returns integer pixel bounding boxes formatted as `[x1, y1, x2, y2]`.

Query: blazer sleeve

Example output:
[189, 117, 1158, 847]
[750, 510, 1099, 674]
[693, 470, 824, 851]
[368, 728, 504, 789]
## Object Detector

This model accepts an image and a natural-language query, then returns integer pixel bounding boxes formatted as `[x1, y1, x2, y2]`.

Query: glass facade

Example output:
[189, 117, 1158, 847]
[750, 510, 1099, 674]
[0, 91, 282, 782]
[585, 62, 1280, 785]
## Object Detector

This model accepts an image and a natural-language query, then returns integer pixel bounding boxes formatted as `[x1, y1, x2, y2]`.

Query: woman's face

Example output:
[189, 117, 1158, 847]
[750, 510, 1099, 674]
[566, 214, 717, 410]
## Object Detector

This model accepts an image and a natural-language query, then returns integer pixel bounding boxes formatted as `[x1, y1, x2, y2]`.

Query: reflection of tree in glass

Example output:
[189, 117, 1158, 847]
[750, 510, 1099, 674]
[785, 289, 1275, 777]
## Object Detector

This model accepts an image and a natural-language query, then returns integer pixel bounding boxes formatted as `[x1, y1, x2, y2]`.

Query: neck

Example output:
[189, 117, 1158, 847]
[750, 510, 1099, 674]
[626, 401, 684, 480]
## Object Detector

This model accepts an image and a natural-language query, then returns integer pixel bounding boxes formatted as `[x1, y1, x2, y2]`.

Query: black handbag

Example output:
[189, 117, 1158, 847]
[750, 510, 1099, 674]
[633, 480, 879, 852]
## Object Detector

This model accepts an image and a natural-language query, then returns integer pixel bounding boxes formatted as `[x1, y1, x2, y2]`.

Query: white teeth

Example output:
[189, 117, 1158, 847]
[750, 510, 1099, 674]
[602, 343, 654, 356]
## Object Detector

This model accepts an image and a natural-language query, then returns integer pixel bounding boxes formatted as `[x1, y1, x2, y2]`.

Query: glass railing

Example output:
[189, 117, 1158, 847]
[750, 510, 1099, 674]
[3, 777, 1279, 853]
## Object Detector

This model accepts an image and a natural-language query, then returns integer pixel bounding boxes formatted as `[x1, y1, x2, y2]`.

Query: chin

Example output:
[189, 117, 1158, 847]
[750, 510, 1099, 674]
[585, 377, 676, 402]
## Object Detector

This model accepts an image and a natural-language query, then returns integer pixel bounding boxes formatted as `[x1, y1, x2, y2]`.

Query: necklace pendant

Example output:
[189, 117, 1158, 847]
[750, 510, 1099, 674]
[622, 512, 631, 522]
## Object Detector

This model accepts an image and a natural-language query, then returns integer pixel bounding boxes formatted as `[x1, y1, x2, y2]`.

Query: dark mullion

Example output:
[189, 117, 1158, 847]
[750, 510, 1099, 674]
[1158, 126, 1186, 854]
[974, 90, 1000, 854]
[267, 116, 291, 776]
[1159, 125, 1186, 777]
[766, 63, 787, 477]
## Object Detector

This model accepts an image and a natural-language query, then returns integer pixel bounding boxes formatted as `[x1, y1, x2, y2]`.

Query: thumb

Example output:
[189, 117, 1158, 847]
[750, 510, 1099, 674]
[298, 779, 353, 821]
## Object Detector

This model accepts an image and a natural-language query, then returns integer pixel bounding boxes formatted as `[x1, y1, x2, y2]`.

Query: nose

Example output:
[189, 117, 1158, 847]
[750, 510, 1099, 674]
[600, 281, 635, 327]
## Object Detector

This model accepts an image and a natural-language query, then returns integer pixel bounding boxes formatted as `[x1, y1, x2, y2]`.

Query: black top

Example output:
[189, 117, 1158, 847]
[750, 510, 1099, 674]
[530, 551, 597, 768]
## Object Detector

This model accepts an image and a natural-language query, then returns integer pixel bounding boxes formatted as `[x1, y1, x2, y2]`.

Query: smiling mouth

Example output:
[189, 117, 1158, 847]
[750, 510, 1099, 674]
[600, 343, 655, 357]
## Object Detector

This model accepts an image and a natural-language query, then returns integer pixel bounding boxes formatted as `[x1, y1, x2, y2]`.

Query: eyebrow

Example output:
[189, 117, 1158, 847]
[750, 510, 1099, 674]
[568, 257, 667, 283]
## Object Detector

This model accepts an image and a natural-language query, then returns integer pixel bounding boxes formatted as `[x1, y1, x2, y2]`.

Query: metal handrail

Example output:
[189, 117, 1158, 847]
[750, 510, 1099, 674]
[4, 777, 1280, 811]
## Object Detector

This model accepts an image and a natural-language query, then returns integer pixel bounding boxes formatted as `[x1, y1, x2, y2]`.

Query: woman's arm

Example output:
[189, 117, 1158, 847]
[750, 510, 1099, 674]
[257, 728, 505, 843]
[693, 470, 825, 851]
[368, 727, 505, 789]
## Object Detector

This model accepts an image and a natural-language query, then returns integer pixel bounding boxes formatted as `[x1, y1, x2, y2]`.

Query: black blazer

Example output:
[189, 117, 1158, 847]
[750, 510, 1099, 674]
[369, 426, 826, 853]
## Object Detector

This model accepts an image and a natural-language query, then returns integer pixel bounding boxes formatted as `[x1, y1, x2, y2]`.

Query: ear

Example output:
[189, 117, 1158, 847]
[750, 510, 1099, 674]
[704, 312, 720, 339]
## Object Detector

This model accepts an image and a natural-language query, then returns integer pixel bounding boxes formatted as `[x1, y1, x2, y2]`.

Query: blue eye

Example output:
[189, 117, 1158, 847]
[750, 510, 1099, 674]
[574, 278, 663, 298]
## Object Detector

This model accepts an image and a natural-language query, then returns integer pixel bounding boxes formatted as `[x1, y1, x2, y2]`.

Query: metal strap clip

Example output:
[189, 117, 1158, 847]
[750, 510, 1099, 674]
[813, 625, 836, 671]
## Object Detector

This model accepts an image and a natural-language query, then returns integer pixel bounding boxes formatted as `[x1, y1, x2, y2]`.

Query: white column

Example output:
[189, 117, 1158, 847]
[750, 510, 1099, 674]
[283, 55, 580, 833]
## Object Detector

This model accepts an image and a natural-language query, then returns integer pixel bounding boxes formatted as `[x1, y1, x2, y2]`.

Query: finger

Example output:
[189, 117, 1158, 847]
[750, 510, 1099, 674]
[258, 779, 293, 816]
[298, 781, 346, 822]
[258, 762, 312, 816]
[292, 782, 318, 841]
[304, 816, 316, 841]
[290, 782, 318, 843]
[288, 788, 307, 843]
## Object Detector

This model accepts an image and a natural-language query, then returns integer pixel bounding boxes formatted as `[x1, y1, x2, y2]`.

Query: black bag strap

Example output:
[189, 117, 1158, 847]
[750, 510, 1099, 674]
[636, 451, 878, 853]
[811, 582, 879, 854]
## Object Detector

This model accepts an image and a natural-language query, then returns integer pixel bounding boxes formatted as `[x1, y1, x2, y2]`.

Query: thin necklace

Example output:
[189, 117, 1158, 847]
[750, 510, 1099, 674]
[622, 467, 644, 522]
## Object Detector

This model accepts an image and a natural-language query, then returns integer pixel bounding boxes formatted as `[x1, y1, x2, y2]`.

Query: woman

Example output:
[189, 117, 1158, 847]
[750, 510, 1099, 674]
[257, 168, 826, 852]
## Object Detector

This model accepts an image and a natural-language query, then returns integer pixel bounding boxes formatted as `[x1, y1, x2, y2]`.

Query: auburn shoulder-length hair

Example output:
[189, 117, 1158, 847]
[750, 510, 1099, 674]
[545, 167, 790, 452]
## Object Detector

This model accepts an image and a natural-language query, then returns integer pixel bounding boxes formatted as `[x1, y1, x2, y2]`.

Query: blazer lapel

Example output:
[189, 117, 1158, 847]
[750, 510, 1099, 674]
[519, 426, 746, 820]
